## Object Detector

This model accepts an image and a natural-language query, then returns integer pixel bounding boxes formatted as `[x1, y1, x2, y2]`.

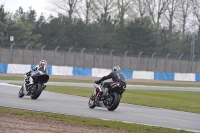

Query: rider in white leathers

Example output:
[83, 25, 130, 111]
[25, 60, 47, 85]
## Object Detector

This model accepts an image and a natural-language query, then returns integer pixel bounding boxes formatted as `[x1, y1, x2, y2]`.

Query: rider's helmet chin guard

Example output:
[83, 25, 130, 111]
[112, 66, 121, 72]
[39, 60, 47, 67]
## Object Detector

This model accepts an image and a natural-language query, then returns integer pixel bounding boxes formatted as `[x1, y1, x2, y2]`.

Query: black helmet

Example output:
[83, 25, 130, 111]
[112, 66, 121, 72]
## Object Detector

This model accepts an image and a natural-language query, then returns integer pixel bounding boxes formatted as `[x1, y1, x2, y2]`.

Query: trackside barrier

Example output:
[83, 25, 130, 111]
[154, 72, 174, 81]
[52, 66, 73, 76]
[1, 64, 200, 82]
[73, 67, 92, 76]
[0, 63, 7, 73]
[175, 73, 195, 82]
[7, 64, 30, 74]
[195, 74, 200, 82]
[133, 71, 154, 80]
[92, 68, 111, 77]
[121, 70, 133, 79]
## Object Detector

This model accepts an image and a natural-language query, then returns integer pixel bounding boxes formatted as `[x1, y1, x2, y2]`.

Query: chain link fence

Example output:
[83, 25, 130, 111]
[0, 45, 199, 73]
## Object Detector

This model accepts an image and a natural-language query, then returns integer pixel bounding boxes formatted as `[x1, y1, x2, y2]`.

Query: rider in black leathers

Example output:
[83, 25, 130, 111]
[95, 66, 126, 101]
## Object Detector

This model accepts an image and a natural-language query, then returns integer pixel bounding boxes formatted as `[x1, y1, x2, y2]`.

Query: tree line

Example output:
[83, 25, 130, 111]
[0, 0, 200, 57]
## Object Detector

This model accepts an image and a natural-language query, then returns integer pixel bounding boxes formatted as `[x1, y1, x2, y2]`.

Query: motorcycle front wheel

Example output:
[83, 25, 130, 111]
[31, 83, 43, 99]
[18, 86, 24, 98]
[88, 93, 96, 109]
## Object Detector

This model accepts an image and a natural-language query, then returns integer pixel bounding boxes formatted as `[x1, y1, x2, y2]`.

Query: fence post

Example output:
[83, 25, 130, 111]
[10, 43, 15, 63]
[54, 46, 60, 65]
[123, 51, 129, 69]
[41, 45, 46, 60]
[164, 53, 170, 72]
[24, 44, 31, 64]
[93, 48, 100, 68]
[151, 52, 156, 71]
[80, 48, 86, 67]
[138, 51, 143, 70]
[110, 49, 114, 69]
[191, 55, 196, 73]
[190, 33, 195, 73]
[178, 54, 183, 73]
[68, 47, 73, 66]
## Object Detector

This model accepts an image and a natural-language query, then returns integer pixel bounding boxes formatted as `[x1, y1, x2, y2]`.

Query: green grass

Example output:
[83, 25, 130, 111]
[44, 86, 200, 114]
[122, 90, 200, 113]
[0, 107, 192, 133]
[2, 75, 200, 87]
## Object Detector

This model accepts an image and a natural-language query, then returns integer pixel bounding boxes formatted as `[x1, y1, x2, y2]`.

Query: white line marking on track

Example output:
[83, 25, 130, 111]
[0, 83, 21, 88]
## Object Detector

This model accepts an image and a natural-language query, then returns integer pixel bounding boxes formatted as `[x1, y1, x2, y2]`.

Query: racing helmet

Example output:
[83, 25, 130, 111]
[112, 66, 121, 72]
[39, 60, 47, 66]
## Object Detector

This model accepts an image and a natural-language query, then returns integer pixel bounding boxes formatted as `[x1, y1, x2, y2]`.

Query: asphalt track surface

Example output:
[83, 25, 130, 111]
[0, 82, 200, 132]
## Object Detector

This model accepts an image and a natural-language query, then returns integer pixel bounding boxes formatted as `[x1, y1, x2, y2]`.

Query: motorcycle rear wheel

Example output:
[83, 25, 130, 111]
[107, 92, 120, 111]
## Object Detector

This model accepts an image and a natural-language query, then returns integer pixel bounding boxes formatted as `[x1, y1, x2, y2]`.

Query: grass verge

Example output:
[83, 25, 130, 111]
[2, 75, 200, 87]
[0, 107, 192, 133]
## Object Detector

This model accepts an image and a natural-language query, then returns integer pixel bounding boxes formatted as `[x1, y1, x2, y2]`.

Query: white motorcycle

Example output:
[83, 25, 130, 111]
[18, 72, 49, 99]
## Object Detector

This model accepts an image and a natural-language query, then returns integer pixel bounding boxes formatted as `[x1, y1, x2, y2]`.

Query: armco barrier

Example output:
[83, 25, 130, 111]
[1, 63, 200, 82]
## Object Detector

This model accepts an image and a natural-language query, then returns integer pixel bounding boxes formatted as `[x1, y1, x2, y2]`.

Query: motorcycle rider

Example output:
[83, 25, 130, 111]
[25, 60, 48, 85]
[94, 66, 126, 102]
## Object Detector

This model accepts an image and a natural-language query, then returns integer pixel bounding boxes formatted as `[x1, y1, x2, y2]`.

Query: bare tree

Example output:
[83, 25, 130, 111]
[85, 0, 93, 24]
[164, 0, 180, 36]
[117, 0, 131, 28]
[146, 0, 171, 26]
[76, 0, 94, 24]
[177, 0, 193, 39]
[48, 0, 80, 22]
[191, 0, 200, 44]
[133, 0, 148, 18]
[91, 0, 116, 23]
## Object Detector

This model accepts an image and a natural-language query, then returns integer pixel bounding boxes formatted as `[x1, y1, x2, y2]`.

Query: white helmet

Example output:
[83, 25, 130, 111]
[112, 66, 121, 72]
[39, 60, 47, 66]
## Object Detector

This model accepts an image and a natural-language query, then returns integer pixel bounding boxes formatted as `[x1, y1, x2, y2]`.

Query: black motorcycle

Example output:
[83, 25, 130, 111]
[88, 81, 126, 111]
[18, 73, 49, 99]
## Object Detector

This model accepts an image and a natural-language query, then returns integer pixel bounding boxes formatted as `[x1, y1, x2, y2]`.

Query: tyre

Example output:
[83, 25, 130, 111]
[18, 86, 24, 98]
[31, 83, 43, 99]
[107, 92, 120, 111]
[88, 93, 96, 109]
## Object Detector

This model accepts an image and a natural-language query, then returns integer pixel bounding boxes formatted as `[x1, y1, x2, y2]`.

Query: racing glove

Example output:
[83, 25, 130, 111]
[95, 80, 100, 85]
[26, 71, 31, 76]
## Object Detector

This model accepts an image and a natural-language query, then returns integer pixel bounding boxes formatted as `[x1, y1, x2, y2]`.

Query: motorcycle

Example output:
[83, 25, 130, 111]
[88, 81, 126, 111]
[18, 72, 49, 99]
